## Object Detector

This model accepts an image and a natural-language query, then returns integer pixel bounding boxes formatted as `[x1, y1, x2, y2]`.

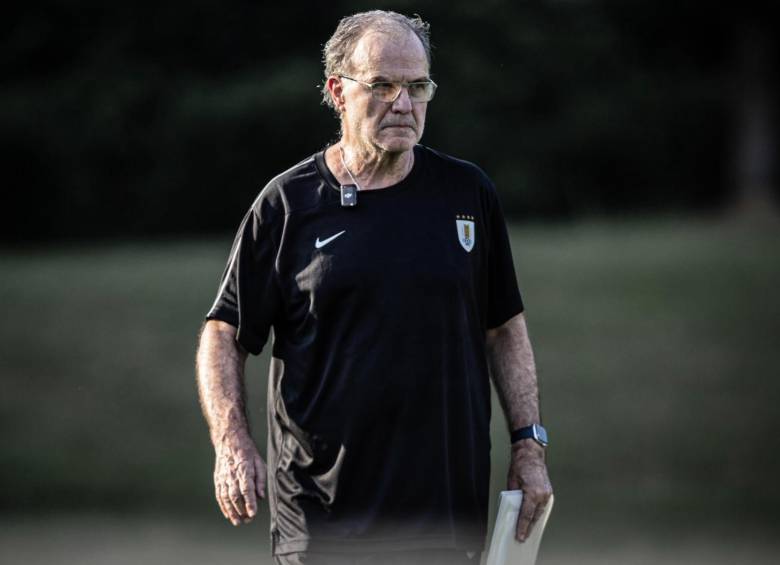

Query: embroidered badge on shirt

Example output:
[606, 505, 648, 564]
[456, 214, 475, 252]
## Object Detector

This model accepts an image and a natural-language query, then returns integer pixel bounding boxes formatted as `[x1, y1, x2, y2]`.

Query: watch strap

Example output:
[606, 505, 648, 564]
[511, 424, 548, 446]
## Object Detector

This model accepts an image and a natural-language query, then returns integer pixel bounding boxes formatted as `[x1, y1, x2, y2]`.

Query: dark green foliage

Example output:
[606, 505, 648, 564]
[1, 1, 775, 241]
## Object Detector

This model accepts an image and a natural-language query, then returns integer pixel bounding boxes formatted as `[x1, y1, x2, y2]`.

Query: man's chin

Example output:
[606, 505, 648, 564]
[376, 133, 420, 153]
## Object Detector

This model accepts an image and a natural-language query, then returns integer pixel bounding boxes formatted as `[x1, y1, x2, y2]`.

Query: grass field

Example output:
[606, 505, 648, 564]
[1, 514, 779, 565]
[2, 214, 779, 563]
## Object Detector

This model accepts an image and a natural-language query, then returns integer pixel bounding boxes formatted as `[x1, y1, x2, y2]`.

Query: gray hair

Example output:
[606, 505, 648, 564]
[320, 10, 432, 109]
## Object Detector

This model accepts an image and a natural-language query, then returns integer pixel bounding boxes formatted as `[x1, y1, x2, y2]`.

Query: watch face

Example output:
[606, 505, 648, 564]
[533, 424, 548, 446]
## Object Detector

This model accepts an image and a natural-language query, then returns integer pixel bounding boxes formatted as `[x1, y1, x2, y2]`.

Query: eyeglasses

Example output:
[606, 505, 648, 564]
[338, 75, 438, 103]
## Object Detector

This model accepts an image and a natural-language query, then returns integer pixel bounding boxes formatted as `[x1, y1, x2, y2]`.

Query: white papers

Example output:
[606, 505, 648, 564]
[485, 490, 554, 565]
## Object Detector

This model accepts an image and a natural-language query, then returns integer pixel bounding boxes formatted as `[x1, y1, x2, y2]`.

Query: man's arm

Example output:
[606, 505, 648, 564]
[486, 311, 553, 542]
[196, 319, 266, 526]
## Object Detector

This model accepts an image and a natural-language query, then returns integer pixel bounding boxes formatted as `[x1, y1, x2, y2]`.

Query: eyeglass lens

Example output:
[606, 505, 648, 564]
[372, 82, 436, 102]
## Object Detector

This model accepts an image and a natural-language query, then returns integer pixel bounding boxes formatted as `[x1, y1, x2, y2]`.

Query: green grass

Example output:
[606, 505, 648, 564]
[1, 215, 779, 539]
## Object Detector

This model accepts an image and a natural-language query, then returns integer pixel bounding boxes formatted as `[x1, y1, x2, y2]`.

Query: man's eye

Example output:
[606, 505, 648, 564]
[408, 83, 426, 95]
[371, 82, 395, 94]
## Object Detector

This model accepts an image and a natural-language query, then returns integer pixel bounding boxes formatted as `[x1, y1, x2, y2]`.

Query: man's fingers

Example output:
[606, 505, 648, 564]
[215, 482, 229, 520]
[507, 443, 553, 543]
[516, 487, 553, 542]
[227, 482, 247, 521]
[217, 482, 241, 525]
[531, 496, 549, 526]
[238, 463, 258, 518]
[515, 495, 537, 542]
[223, 485, 242, 525]
[213, 442, 265, 525]
[241, 486, 257, 519]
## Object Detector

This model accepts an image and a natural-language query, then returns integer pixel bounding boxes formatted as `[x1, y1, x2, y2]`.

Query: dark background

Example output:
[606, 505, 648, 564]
[3, 0, 776, 242]
[2, 1, 779, 564]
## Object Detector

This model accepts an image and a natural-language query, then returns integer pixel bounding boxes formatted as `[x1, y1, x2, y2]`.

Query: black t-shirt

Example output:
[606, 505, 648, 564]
[206, 144, 524, 556]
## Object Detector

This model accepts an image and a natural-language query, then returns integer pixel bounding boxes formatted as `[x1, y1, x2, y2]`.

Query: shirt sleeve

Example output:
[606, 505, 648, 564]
[205, 196, 283, 355]
[485, 179, 525, 329]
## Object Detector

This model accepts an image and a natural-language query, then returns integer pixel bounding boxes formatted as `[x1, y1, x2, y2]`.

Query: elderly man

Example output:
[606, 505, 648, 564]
[197, 10, 552, 565]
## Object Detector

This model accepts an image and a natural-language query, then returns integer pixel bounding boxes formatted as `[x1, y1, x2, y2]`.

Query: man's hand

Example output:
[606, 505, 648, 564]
[197, 320, 265, 526]
[508, 439, 553, 542]
[213, 431, 267, 526]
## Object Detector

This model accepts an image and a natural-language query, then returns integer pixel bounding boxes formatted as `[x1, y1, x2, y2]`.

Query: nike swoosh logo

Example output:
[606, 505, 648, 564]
[315, 230, 346, 249]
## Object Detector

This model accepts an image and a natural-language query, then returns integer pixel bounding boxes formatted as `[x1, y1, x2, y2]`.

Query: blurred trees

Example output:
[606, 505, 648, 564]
[1, 0, 776, 242]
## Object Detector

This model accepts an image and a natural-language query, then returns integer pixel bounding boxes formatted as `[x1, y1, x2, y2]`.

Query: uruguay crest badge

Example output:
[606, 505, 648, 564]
[456, 214, 476, 252]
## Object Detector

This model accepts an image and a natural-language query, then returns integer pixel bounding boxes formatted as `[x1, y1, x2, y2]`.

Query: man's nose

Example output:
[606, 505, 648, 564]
[390, 86, 413, 113]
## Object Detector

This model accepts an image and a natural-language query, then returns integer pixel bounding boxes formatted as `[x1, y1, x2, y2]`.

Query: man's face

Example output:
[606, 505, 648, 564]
[338, 28, 430, 155]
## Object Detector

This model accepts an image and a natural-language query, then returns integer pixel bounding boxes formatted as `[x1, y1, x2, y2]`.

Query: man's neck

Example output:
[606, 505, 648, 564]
[326, 141, 414, 191]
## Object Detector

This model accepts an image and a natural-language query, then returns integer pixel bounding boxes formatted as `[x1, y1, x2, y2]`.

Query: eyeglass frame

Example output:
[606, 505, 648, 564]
[337, 75, 438, 103]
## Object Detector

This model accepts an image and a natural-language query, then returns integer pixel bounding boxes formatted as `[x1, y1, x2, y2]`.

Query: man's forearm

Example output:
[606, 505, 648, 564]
[196, 320, 251, 446]
[486, 312, 541, 430]
[197, 319, 267, 525]
[486, 311, 552, 542]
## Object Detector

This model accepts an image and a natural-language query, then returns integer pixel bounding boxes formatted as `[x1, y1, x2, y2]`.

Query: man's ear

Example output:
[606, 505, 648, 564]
[325, 76, 346, 112]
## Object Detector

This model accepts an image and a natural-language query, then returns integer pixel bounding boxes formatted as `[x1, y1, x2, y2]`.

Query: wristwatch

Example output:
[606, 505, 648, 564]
[510, 423, 548, 447]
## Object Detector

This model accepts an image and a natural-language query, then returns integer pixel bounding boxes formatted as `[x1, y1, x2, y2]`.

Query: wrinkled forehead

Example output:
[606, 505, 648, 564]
[347, 28, 429, 80]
